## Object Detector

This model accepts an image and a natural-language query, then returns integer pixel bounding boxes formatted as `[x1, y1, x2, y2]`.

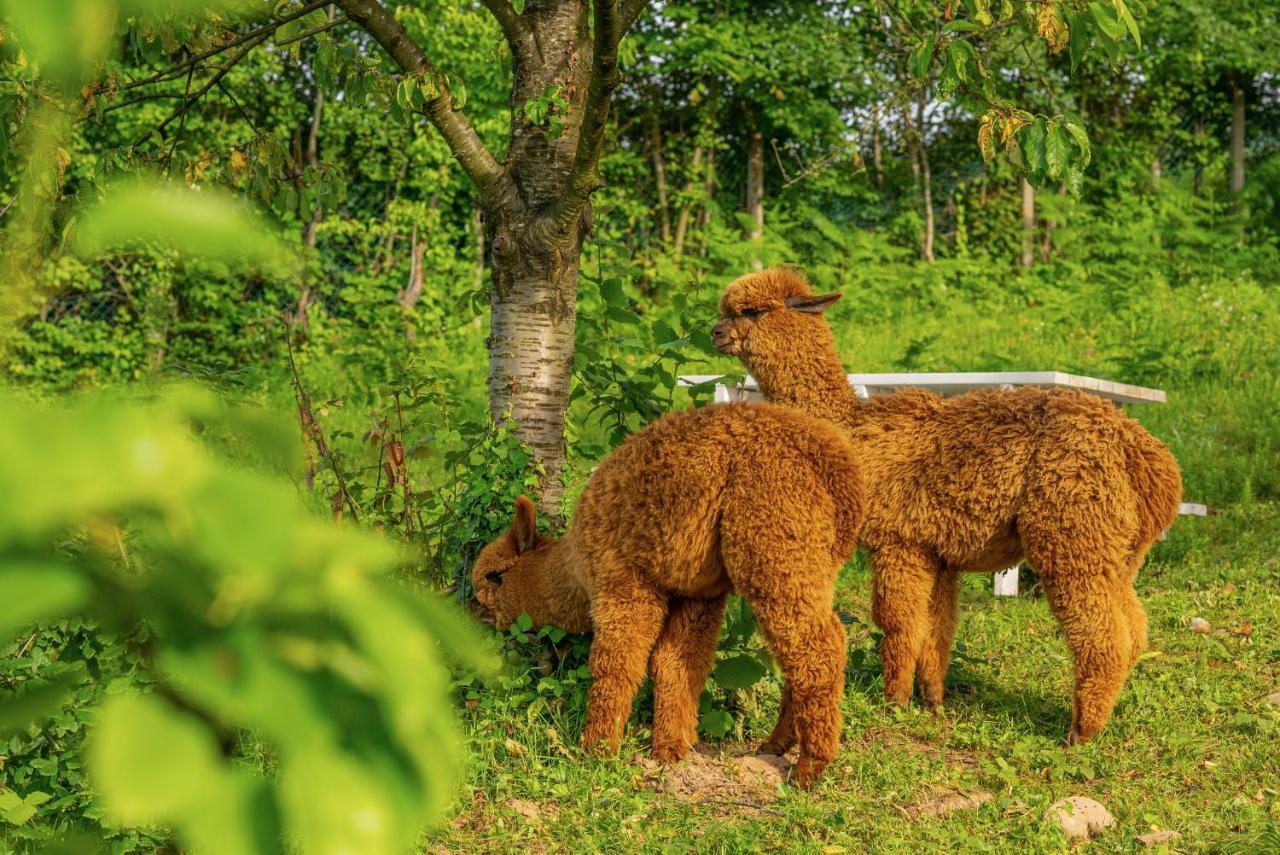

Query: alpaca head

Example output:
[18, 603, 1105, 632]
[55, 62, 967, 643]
[712, 268, 842, 370]
[470, 496, 589, 633]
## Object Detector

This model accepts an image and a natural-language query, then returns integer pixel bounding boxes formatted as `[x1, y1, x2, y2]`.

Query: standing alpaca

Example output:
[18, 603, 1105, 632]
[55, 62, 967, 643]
[471, 402, 864, 786]
[711, 268, 1182, 744]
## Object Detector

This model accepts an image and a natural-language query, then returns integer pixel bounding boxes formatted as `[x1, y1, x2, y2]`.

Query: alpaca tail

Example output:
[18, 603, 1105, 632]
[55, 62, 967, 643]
[1121, 421, 1183, 551]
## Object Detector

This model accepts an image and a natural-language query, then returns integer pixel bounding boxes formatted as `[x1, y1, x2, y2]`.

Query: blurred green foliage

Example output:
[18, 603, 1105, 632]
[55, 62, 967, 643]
[0, 388, 494, 852]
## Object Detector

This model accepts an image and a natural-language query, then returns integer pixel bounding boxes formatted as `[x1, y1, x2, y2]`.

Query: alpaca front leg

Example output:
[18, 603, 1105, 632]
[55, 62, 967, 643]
[915, 568, 960, 710]
[871, 544, 940, 707]
[648, 594, 728, 762]
[581, 588, 668, 754]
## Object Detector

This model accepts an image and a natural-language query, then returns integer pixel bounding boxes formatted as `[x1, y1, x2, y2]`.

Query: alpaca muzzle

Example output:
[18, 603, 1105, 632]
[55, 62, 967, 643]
[711, 319, 737, 354]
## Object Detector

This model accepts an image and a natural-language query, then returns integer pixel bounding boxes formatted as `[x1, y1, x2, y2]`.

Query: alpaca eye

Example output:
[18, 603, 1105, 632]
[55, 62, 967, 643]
[741, 308, 764, 320]
[486, 571, 504, 587]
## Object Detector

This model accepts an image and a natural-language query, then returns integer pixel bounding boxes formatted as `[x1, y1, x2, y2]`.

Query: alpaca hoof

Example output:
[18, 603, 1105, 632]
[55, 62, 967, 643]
[1067, 726, 1093, 747]
[790, 757, 828, 789]
[579, 730, 619, 756]
[757, 741, 787, 757]
[650, 742, 691, 764]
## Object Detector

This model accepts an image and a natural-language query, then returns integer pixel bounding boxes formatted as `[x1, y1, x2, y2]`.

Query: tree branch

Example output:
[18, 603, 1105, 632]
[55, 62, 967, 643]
[620, 0, 650, 33]
[480, 0, 534, 59]
[133, 31, 271, 149]
[543, 0, 630, 237]
[334, 0, 512, 211]
[118, 0, 331, 93]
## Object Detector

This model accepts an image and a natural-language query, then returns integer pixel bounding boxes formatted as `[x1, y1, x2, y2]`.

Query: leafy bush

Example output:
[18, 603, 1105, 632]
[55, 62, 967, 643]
[0, 387, 494, 853]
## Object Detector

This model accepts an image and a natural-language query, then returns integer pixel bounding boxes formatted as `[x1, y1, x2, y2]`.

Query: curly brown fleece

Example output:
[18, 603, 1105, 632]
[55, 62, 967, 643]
[712, 268, 1183, 744]
[471, 402, 864, 786]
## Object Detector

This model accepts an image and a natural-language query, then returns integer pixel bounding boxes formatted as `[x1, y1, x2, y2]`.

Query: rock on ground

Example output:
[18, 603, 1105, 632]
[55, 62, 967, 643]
[1136, 830, 1182, 847]
[1045, 796, 1115, 839]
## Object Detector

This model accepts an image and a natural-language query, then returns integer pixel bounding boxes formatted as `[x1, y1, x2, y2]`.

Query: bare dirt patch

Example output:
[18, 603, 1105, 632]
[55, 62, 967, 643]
[635, 745, 792, 813]
[899, 790, 993, 821]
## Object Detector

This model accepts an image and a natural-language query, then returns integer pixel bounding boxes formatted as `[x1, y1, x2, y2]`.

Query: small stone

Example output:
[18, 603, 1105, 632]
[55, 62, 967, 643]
[1045, 796, 1115, 839]
[1190, 617, 1212, 634]
[1137, 830, 1182, 847]
[1265, 692, 1280, 708]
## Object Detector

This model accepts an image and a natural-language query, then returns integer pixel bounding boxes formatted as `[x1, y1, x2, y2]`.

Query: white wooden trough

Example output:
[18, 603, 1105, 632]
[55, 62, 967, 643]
[677, 371, 1204, 596]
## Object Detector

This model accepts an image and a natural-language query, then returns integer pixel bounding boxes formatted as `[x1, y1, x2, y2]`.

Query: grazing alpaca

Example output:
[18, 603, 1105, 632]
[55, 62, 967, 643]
[471, 402, 864, 786]
[712, 268, 1182, 744]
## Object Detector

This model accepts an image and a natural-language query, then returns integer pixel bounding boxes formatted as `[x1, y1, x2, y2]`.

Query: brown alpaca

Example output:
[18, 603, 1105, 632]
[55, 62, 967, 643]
[712, 268, 1183, 744]
[471, 402, 864, 786]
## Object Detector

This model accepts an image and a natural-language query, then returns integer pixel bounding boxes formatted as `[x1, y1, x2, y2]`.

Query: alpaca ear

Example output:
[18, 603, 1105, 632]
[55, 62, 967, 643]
[511, 495, 539, 554]
[785, 292, 842, 314]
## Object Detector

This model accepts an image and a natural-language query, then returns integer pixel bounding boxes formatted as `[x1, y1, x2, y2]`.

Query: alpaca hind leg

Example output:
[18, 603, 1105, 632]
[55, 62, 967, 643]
[915, 567, 960, 710]
[649, 594, 728, 762]
[1040, 572, 1135, 745]
[871, 544, 940, 707]
[581, 585, 668, 754]
[750, 602, 846, 788]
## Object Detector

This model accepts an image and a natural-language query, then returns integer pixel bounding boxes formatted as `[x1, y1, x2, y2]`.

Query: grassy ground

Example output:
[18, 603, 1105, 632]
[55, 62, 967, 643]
[426, 503, 1280, 853]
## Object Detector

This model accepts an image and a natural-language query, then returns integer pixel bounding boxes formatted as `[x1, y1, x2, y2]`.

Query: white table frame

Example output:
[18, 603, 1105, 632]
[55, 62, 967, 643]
[678, 371, 1202, 596]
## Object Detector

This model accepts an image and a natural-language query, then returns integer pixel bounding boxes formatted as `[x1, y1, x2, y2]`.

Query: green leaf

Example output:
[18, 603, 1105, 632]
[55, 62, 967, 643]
[89, 692, 222, 825]
[1045, 123, 1072, 181]
[1019, 118, 1048, 181]
[600, 277, 627, 305]
[713, 654, 766, 690]
[1112, 0, 1141, 47]
[73, 178, 295, 273]
[0, 561, 90, 640]
[1088, 2, 1127, 41]
[698, 709, 733, 738]
[910, 34, 936, 79]
[1063, 121, 1092, 168]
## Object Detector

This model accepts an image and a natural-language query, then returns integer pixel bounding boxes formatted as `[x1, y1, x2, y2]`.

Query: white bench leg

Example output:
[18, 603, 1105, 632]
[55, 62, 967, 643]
[993, 564, 1019, 596]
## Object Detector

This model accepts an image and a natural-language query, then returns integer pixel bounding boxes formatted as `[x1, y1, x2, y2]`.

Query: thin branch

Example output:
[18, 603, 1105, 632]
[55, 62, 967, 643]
[99, 91, 189, 114]
[133, 31, 272, 149]
[275, 14, 350, 48]
[216, 78, 261, 136]
[334, 0, 513, 211]
[480, 0, 534, 58]
[542, 0, 627, 237]
[118, 0, 331, 92]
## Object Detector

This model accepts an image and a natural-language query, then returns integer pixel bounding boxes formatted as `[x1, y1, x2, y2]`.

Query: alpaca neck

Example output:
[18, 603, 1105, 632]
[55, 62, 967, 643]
[748, 330, 860, 432]
[528, 540, 593, 633]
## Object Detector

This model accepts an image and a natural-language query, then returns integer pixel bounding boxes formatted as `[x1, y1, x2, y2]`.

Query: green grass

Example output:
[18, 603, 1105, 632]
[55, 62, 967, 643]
[427, 505, 1280, 853]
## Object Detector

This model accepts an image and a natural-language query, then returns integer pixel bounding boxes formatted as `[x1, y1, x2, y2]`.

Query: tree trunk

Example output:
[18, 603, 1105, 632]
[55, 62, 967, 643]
[481, 0, 614, 513]
[1150, 156, 1161, 189]
[646, 111, 671, 243]
[744, 107, 764, 269]
[870, 103, 883, 187]
[1020, 178, 1035, 269]
[1230, 78, 1245, 195]
[472, 198, 484, 289]
[292, 74, 326, 325]
[698, 144, 716, 257]
[486, 232, 582, 511]
[908, 93, 934, 263]
[672, 144, 702, 261]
